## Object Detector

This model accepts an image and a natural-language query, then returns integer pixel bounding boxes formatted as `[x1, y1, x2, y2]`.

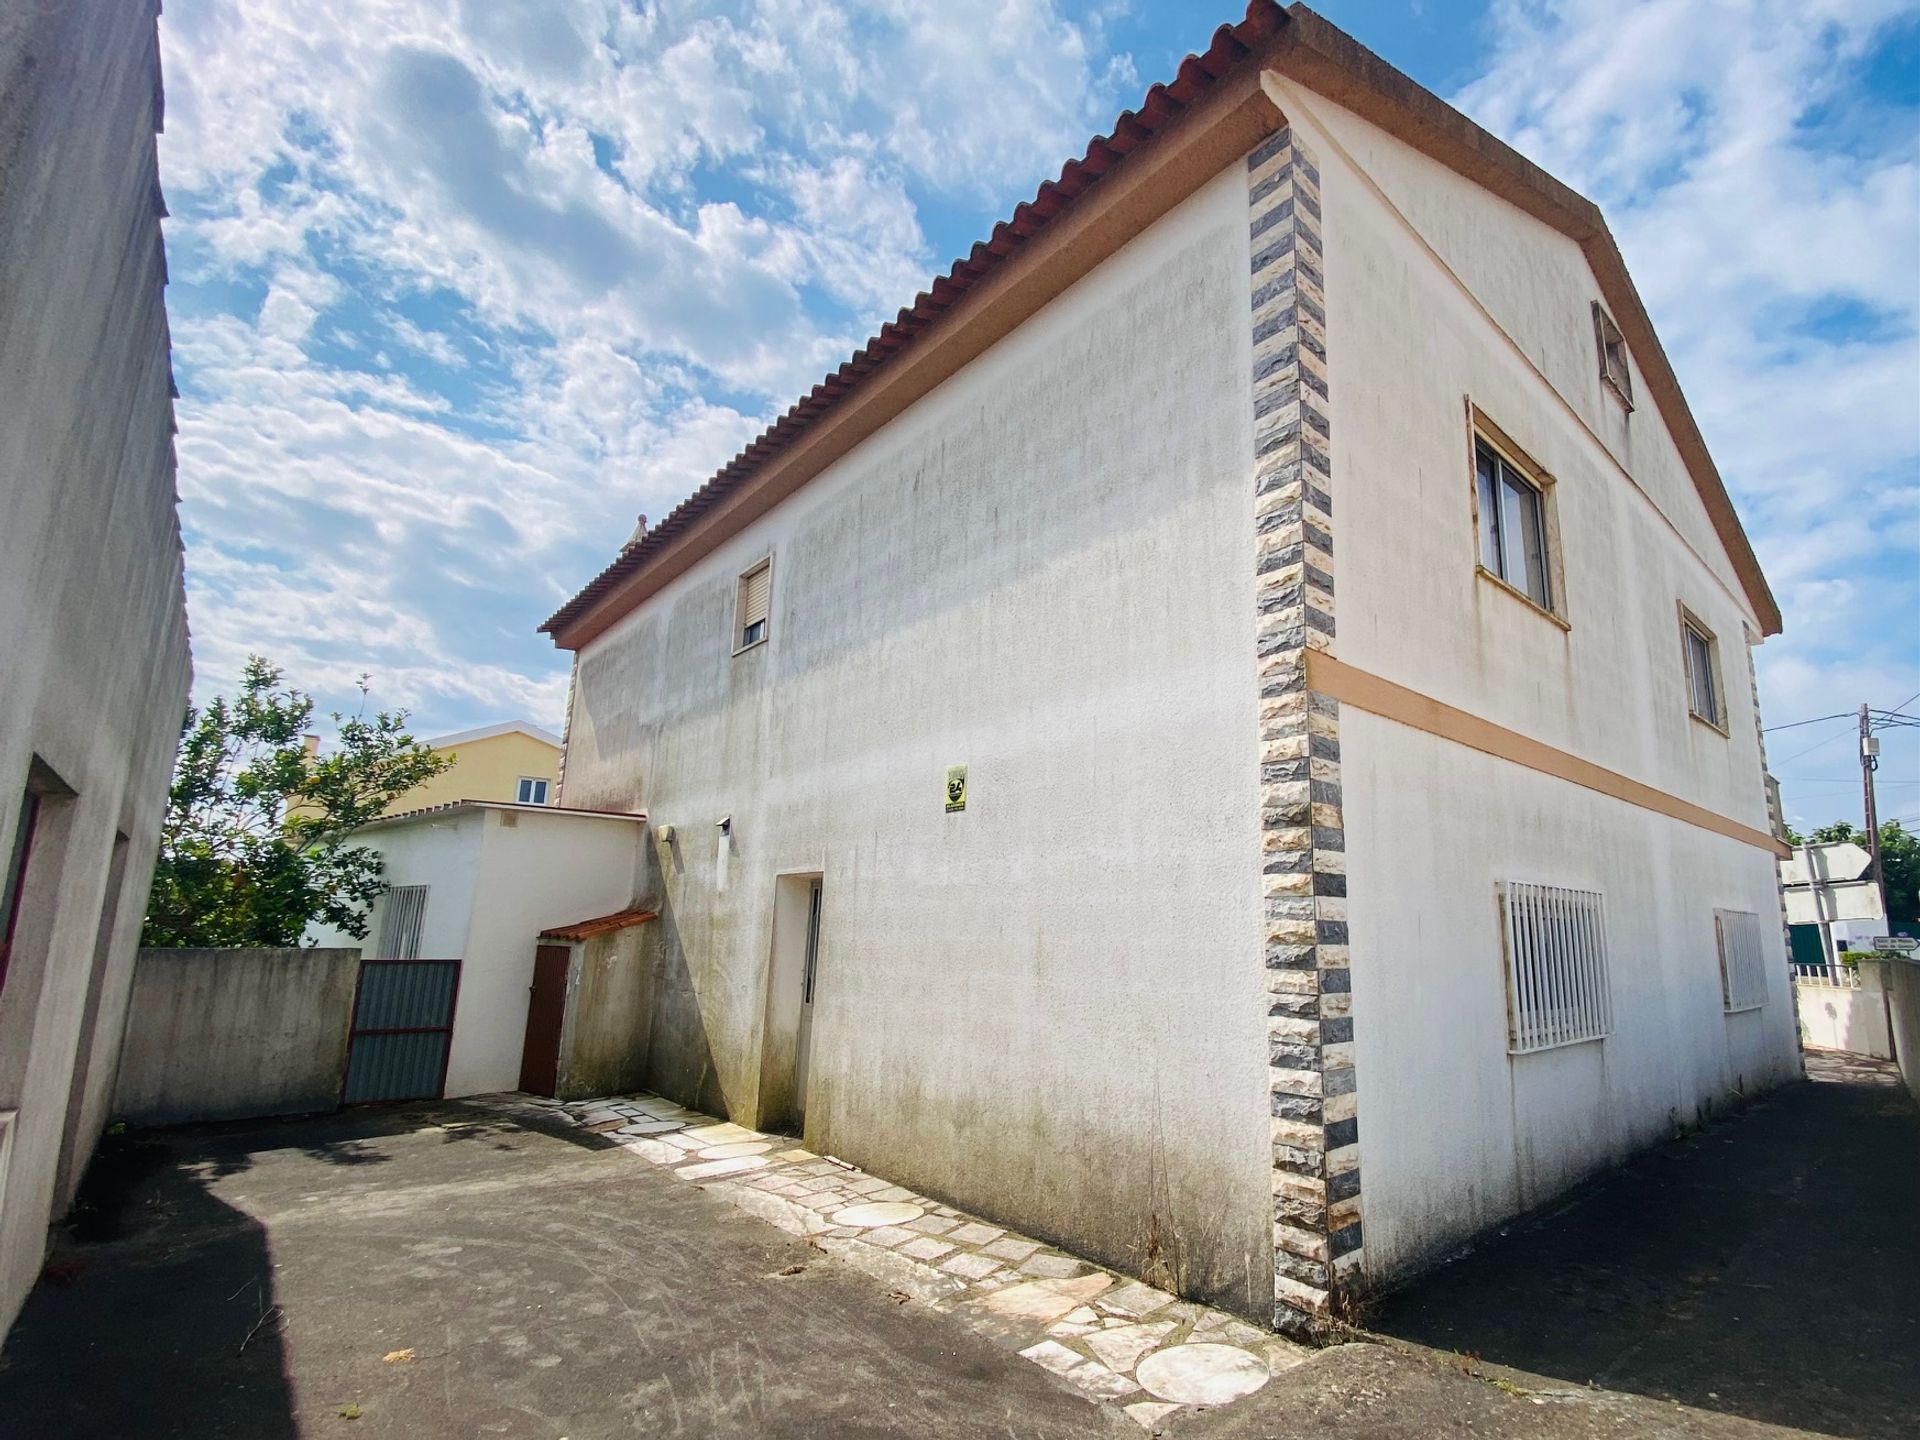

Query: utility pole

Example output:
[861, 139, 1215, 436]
[1861, 703, 1888, 924]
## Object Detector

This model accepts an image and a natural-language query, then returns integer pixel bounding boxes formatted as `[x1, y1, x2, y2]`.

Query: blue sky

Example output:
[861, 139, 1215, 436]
[155, 0, 1918, 834]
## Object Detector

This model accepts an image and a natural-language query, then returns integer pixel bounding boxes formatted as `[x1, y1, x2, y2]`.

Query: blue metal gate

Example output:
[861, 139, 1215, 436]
[341, 959, 462, 1103]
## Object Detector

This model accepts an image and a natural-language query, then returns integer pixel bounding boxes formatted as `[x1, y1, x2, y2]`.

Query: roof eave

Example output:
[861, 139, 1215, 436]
[1265, 5, 1780, 635]
[546, 0, 1782, 648]
[541, 2, 1293, 651]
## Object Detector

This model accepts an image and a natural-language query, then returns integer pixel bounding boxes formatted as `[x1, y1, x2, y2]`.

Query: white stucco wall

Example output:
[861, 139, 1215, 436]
[312, 807, 646, 1099]
[561, 164, 1275, 1315]
[1794, 974, 1893, 1060]
[1275, 81, 1800, 1280]
[0, 1, 190, 1335]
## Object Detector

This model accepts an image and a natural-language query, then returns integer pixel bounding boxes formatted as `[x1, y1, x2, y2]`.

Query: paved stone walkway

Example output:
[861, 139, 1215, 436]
[473, 1089, 1309, 1431]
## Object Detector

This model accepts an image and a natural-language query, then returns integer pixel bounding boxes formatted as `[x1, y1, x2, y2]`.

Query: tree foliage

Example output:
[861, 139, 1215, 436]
[1781, 818, 1920, 922]
[143, 658, 450, 947]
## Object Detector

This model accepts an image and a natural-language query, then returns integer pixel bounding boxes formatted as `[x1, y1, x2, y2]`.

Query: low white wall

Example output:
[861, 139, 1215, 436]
[113, 949, 361, 1125]
[1796, 970, 1893, 1061]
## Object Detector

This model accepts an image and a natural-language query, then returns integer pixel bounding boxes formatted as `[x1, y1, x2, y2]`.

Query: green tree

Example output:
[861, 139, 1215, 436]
[1779, 818, 1920, 922]
[143, 658, 450, 947]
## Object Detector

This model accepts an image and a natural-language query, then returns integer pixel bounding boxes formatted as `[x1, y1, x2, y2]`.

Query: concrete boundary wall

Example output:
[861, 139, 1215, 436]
[113, 949, 360, 1125]
[1876, 958, 1919, 1105]
[1795, 971, 1893, 1062]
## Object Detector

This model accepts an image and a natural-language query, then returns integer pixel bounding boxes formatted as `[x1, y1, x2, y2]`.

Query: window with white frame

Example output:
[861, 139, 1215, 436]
[1593, 301, 1634, 409]
[1474, 434, 1555, 612]
[375, 885, 429, 959]
[1680, 607, 1725, 731]
[1715, 908, 1768, 1012]
[516, 776, 550, 805]
[735, 557, 771, 652]
[1498, 881, 1613, 1053]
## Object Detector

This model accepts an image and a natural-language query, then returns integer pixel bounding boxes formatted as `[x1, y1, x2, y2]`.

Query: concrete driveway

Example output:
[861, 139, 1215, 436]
[0, 1104, 1137, 1438]
[2, 1055, 1912, 1438]
[1348, 1052, 1920, 1440]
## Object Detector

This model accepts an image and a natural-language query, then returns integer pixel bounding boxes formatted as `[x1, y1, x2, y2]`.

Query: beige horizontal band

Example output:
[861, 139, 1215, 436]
[1306, 651, 1789, 858]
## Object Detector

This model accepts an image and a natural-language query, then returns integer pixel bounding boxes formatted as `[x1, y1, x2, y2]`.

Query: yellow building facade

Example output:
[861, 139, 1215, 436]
[385, 721, 564, 815]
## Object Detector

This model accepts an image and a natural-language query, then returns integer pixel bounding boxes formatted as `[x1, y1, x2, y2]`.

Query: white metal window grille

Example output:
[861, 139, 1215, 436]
[376, 885, 429, 959]
[1499, 881, 1613, 1053]
[736, 559, 771, 650]
[516, 776, 549, 805]
[1715, 908, 1768, 1012]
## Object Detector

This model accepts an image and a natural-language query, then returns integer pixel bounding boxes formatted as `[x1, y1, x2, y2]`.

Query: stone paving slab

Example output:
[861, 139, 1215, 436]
[474, 1089, 1311, 1428]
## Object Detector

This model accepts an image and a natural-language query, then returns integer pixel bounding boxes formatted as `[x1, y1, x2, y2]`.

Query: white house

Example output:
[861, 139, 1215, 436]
[0, 1, 192, 1335]
[533, 1, 1799, 1334]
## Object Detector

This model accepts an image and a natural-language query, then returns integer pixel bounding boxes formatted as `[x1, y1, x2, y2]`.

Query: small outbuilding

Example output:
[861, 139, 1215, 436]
[522, 907, 659, 1101]
[307, 801, 648, 1099]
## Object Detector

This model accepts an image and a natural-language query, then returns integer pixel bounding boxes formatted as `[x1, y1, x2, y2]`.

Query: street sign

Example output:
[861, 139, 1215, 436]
[1867, 935, 1916, 952]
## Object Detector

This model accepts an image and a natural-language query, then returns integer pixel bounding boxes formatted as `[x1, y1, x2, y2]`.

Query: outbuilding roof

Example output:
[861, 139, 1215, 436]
[353, 799, 647, 833]
[539, 908, 659, 942]
[541, 0, 1779, 650]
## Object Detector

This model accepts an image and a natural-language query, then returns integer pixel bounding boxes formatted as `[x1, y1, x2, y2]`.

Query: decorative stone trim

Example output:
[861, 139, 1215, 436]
[1246, 125, 1361, 1337]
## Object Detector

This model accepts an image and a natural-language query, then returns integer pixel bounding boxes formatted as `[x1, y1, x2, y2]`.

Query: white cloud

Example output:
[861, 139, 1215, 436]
[154, 0, 1914, 821]
[1458, 0, 1920, 824]
[155, 0, 1135, 731]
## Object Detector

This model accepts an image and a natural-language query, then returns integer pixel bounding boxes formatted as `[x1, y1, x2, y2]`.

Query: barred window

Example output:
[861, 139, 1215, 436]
[376, 885, 429, 960]
[1498, 881, 1613, 1053]
[1715, 908, 1768, 1013]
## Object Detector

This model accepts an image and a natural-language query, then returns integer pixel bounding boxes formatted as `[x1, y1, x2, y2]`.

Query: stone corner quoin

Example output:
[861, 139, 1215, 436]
[1245, 122, 1362, 1338]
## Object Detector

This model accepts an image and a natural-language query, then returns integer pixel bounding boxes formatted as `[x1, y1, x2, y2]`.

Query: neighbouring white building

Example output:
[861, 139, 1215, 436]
[532, 2, 1799, 1334]
[305, 801, 649, 1100]
[0, 2, 191, 1335]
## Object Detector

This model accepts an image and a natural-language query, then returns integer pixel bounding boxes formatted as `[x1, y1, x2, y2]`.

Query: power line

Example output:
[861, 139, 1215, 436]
[1763, 711, 1852, 732]
[1765, 694, 1920, 735]
[1779, 777, 1920, 785]
[1774, 719, 1858, 767]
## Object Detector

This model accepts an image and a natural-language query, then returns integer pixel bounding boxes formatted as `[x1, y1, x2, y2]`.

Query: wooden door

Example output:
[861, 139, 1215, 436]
[518, 944, 570, 1096]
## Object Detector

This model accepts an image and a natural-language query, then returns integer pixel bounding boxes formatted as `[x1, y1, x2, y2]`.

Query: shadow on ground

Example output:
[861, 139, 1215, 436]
[4, 1124, 301, 1439]
[0, 1102, 1131, 1439]
[1361, 1055, 1919, 1440]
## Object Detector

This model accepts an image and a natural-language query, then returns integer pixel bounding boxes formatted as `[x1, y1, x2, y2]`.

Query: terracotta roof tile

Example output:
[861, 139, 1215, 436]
[540, 1, 1286, 640]
[539, 908, 659, 942]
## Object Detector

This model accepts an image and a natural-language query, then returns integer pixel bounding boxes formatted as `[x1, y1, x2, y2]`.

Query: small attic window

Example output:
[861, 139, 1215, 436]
[735, 556, 771, 653]
[1592, 302, 1633, 410]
